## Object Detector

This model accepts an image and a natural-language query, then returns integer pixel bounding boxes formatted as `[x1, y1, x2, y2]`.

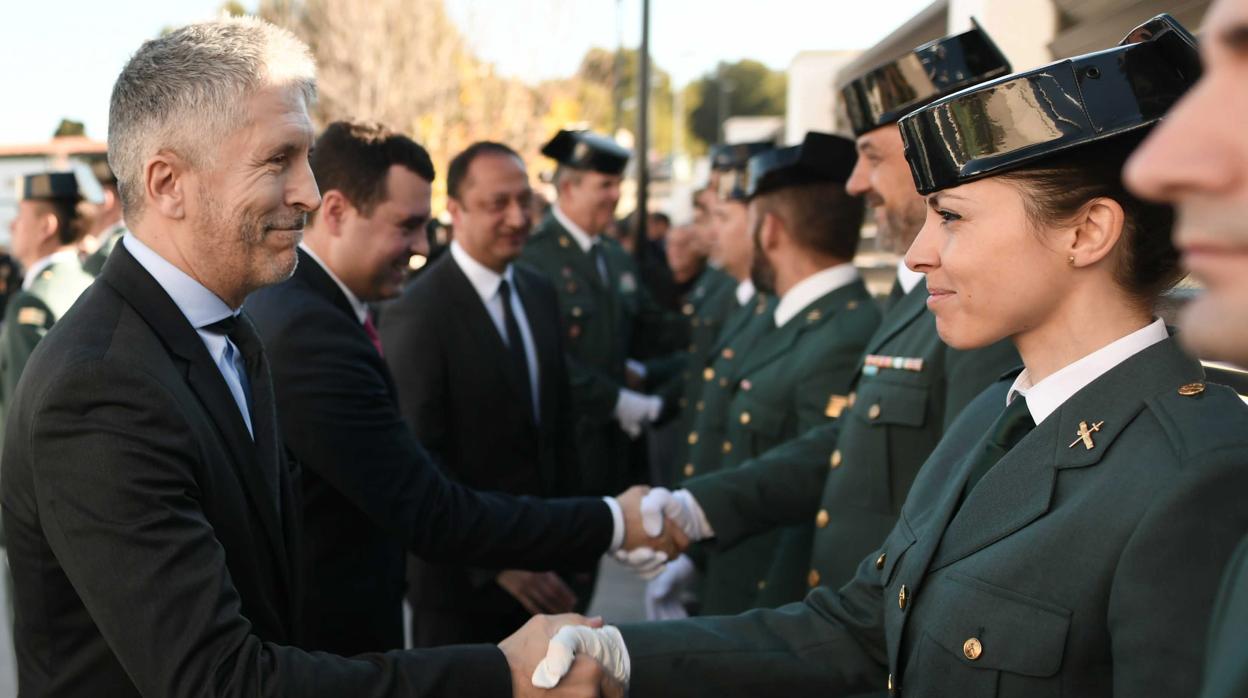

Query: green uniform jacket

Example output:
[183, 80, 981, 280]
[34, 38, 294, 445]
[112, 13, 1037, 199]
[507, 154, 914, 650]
[682, 294, 776, 482]
[664, 267, 737, 487]
[687, 279, 1018, 609]
[622, 335, 1248, 698]
[519, 216, 684, 494]
[1200, 533, 1248, 698]
[83, 225, 127, 277]
[698, 278, 880, 615]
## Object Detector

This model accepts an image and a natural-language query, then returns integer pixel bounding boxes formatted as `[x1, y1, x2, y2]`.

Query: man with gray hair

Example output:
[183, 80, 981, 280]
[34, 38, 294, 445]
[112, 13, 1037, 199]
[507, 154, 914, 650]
[1, 16, 612, 698]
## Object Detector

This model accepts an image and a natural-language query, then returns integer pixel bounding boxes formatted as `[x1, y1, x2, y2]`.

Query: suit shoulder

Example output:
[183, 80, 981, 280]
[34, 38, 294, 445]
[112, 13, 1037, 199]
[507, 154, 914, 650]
[1145, 380, 1248, 464]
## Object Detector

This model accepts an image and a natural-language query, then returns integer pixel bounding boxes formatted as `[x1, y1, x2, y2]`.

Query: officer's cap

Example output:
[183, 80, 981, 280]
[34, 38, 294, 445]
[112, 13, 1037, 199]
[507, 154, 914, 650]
[713, 142, 776, 201]
[746, 132, 857, 199]
[19, 172, 81, 203]
[542, 129, 630, 176]
[840, 20, 1011, 137]
[899, 14, 1200, 195]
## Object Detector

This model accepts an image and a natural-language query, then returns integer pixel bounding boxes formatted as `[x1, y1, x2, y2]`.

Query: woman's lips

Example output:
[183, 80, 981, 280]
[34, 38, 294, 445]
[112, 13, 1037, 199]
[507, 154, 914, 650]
[926, 286, 955, 308]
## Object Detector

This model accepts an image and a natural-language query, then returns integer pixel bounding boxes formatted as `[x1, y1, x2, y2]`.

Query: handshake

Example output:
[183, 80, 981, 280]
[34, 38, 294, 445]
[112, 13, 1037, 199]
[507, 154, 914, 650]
[610, 486, 713, 579]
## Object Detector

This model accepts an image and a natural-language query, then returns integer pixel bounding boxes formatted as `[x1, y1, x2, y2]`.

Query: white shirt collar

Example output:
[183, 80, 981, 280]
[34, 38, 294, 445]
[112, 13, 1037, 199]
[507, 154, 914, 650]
[735, 279, 756, 306]
[122, 235, 234, 327]
[552, 204, 597, 253]
[773, 263, 860, 328]
[1008, 318, 1169, 425]
[449, 241, 514, 304]
[21, 249, 82, 291]
[298, 242, 369, 324]
[896, 259, 924, 294]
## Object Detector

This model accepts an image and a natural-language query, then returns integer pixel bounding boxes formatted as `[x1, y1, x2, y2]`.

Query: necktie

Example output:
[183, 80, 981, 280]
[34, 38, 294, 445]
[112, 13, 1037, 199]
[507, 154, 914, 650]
[204, 313, 281, 505]
[588, 242, 609, 286]
[884, 278, 906, 313]
[958, 395, 1035, 507]
[498, 279, 535, 421]
[363, 311, 384, 357]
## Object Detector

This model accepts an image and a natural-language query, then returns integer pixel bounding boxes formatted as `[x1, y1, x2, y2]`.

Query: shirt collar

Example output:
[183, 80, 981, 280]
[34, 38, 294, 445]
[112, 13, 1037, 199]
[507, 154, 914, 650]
[552, 204, 597, 253]
[735, 279, 756, 306]
[450, 240, 514, 304]
[1008, 317, 1169, 425]
[298, 242, 370, 324]
[122, 234, 235, 329]
[896, 259, 924, 294]
[773, 263, 859, 328]
[21, 249, 81, 291]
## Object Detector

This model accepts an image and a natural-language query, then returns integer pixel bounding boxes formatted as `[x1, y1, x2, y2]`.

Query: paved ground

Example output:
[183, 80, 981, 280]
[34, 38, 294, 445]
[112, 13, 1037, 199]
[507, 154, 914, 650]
[586, 555, 648, 624]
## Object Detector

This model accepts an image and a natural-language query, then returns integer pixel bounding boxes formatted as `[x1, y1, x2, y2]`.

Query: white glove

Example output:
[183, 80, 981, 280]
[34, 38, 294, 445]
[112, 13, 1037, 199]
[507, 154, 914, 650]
[645, 554, 696, 620]
[614, 389, 663, 439]
[625, 358, 648, 380]
[611, 546, 668, 580]
[532, 624, 631, 689]
[640, 487, 714, 541]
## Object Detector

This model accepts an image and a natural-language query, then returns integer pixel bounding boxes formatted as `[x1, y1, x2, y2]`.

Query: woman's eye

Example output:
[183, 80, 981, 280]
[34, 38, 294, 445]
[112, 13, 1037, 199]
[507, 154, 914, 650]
[938, 209, 961, 223]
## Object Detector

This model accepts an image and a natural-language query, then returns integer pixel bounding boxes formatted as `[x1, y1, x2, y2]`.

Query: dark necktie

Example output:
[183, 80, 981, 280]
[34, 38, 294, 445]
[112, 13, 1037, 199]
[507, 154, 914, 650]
[204, 313, 281, 505]
[498, 279, 535, 421]
[884, 278, 906, 313]
[363, 311, 384, 357]
[588, 242, 609, 286]
[958, 395, 1035, 507]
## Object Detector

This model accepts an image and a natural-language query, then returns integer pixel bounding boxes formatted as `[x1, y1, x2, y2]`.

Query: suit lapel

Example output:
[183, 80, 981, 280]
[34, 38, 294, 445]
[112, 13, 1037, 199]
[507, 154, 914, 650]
[865, 279, 929, 355]
[99, 244, 290, 580]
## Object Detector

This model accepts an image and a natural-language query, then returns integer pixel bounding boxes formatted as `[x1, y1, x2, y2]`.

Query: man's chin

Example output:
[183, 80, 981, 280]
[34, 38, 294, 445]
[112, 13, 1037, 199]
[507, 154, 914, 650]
[1179, 294, 1248, 367]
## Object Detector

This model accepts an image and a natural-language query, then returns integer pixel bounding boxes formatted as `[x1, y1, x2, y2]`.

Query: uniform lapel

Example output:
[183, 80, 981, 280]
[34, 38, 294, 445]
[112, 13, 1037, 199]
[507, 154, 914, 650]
[99, 244, 290, 582]
[734, 280, 867, 378]
[865, 279, 929, 356]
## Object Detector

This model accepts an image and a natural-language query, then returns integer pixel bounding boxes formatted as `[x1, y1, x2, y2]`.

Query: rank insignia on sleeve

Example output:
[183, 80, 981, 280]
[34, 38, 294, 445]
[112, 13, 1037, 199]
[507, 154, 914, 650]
[17, 307, 47, 326]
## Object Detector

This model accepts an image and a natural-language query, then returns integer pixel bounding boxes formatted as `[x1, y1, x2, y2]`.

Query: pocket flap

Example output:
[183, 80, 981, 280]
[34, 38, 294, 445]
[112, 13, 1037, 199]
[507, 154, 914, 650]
[852, 379, 929, 428]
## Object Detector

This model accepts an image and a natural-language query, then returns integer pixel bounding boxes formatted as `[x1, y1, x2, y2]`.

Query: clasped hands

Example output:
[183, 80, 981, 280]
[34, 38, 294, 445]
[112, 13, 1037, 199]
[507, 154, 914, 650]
[611, 486, 690, 579]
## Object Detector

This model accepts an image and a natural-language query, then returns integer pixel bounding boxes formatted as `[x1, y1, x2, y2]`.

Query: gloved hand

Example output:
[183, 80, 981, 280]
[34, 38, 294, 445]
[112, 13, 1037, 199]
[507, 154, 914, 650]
[645, 554, 696, 620]
[640, 487, 714, 541]
[611, 547, 668, 580]
[532, 624, 631, 690]
[614, 389, 663, 439]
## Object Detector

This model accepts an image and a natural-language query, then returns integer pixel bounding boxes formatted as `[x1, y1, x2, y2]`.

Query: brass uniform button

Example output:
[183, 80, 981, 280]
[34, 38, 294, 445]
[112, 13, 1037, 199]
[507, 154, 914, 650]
[559, 236, 571, 248]
[815, 509, 830, 528]
[807, 569, 821, 587]
[963, 637, 983, 661]
[1178, 382, 1206, 396]
[830, 449, 843, 468]
[687, 432, 699, 445]
[875, 552, 886, 570]
[696, 400, 705, 412]
[739, 411, 751, 425]
[868, 403, 882, 420]
[703, 367, 715, 381]
[719, 377, 729, 388]
[898, 584, 909, 611]
[682, 303, 695, 316]
[846, 300, 858, 310]
[722, 440, 732, 454]
[571, 306, 583, 318]
[683, 463, 695, 477]
[756, 579, 766, 591]
[887, 673, 896, 695]
[722, 348, 735, 360]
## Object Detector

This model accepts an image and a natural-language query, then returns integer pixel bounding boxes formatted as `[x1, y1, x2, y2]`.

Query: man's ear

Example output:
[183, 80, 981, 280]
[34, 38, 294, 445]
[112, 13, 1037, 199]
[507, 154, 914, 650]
[760, 210, 784, 252]
[146, 149, 195, 221]
[319, 190, 354, 236]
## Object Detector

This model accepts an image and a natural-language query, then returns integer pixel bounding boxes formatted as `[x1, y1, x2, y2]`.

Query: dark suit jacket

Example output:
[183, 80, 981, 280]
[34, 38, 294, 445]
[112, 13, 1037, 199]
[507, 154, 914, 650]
[623, 336, 1248, 698]
[245, 248, 613, 656]
[380, 252, 586, 644]
[2, 243, 513, 697]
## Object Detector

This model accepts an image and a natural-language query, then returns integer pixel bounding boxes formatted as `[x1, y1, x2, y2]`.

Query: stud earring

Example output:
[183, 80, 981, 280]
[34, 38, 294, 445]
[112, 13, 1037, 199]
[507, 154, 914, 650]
[1068, 256, 1076, 266]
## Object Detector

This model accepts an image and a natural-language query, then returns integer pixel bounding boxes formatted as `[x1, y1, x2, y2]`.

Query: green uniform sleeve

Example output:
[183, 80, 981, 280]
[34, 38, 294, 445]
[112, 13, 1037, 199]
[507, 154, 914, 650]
[1, 295, 53, 401]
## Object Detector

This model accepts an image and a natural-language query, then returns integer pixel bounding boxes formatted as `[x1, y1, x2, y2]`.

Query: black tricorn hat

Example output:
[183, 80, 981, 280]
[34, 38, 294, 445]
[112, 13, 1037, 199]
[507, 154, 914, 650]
[840, 20, 1011, 137]
[713, 141, 777, 201]
[541, 129, 630, 175]
[746, 132, 857, 199]
[19, 172, 82, 202]
[899, 14, 1200, 195]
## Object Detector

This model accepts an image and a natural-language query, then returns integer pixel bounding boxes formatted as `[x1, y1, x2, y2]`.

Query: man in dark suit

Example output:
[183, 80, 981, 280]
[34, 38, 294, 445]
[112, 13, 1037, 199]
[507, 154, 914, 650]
[381, 141, 591, 645]
[247, 123, 681, 657]
[2, 18, 644, 697]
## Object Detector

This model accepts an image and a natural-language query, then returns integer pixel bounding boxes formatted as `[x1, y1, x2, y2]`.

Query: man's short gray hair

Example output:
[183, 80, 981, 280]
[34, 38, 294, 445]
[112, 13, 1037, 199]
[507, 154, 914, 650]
[108, 16, 316, 220]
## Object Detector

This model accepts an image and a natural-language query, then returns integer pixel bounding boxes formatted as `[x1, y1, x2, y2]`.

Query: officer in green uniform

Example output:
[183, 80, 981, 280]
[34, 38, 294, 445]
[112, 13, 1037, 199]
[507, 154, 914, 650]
[642, 24, 1019, 622]
[536, 17, 1247, 698]
[520, 129, 684, 494]
[687, 132, 881, 616]
[678, 142, 778, 483]
[1, 172, 97, 420]
[82, 160, 128, 276]
[1123, 3, 1248, 695]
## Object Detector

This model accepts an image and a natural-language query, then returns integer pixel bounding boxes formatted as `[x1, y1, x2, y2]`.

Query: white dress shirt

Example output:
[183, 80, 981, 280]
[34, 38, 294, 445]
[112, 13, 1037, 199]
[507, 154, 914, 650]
[734, 279, 756, 307]
[449, 241, 541, 419]
[896, 259, 924, 294]
[1008, 318, 1169, 424]
[21, 249, 81, 291]
[123, 234, 254, 437]
[773, 263, 860, 328]
[552, 204, 610, 283]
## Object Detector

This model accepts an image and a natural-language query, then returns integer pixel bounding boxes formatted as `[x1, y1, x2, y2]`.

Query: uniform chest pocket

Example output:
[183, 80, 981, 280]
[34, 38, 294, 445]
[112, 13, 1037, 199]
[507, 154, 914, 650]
[851, 379, 929, 428]
[877, 515, 917, 586]
[732, 395, 787, 441]
[910, 571, 1071, 697]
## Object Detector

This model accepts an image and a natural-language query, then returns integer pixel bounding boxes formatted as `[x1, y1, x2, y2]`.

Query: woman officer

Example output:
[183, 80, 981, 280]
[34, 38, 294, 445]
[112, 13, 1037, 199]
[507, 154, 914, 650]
[523, 15, 1248, 698]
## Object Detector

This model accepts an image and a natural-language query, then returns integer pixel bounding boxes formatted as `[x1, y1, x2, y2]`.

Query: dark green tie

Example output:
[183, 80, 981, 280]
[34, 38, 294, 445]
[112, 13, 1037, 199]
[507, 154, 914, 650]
[959, 395, 1035, 505]
[884, 278, 906, 312]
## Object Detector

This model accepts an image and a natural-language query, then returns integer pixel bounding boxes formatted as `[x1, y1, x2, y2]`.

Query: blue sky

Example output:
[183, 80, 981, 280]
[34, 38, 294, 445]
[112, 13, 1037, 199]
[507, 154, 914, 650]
[0, 0, 933, 144]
